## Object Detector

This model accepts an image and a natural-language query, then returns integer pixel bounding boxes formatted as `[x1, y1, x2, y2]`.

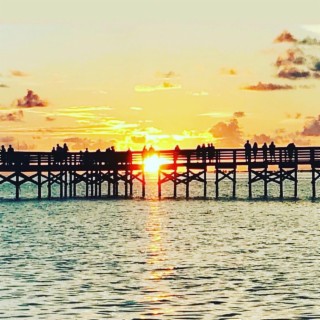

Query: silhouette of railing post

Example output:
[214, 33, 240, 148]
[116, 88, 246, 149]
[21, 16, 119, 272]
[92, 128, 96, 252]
[280, 149, 283, 199]
[186, 153, 190, 199]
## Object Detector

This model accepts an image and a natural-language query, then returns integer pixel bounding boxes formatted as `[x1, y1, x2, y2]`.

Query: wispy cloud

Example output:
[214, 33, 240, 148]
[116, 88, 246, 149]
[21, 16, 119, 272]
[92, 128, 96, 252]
[242, 82, 294, 91]
[11, 70, 28, 77]
[130, 107, 143, 111]
[134, 82, 181, 92]
[0, 110, 24, 122]
[45, 116, 56, 122]
[0, 84, 9, 88]
[199, 112, 233, 118]
[190, 91, 209, 96]
[16, 90, 48, 108]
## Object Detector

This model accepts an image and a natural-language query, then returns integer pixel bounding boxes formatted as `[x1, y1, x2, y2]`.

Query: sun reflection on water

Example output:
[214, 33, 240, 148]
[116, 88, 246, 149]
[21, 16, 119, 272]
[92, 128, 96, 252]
[140, 202, 175, 317]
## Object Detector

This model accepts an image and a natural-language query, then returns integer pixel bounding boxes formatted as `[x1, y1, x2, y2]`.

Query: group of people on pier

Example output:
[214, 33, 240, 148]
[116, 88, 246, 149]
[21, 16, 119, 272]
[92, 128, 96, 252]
[0, 144, 15, 165]
[244, 140, 296, 163]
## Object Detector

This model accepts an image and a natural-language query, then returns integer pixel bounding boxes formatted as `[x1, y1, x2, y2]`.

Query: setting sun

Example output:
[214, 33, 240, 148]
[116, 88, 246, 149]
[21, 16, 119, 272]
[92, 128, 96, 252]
[144, 155, 167, 173]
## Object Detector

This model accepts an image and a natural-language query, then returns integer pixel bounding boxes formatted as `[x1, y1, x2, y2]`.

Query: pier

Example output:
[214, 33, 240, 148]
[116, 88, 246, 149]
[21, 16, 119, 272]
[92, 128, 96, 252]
[0, 146, 319, 200]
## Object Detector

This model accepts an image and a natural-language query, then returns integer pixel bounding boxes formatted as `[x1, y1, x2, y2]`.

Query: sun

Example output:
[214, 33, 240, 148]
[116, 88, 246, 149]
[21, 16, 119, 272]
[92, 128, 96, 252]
[144, 155, 166, 173]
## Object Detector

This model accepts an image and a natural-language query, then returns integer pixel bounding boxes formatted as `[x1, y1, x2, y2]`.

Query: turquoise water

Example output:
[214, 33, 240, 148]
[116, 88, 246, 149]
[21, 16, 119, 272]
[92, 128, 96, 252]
[0, 175, 319, 319]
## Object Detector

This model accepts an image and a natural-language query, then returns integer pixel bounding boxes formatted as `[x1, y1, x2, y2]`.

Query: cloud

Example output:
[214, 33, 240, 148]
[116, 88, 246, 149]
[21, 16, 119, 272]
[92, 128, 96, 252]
[301, 115, 320, 136]
[0, 110, 24, 122]
[242, 82, 294, 91]
[0, 84, 9, 88]
[200, 112, 233, 118]
[233, 111, 245, 118]
[251, 134, 273, 144]
[130, 107, 143, 111]
[209, 118, 242, 147]
[16, 90, 48, 108]
[131, 136, 146, 144]
[275, 48, 306, 67]
[134, 82, 181, 92]
[11, 70, 28, 77]
[278, 68, 310, 80]
[299, 36, 320, 46]
[274, 31, 297, 43]
[17, 142, 35, 150]
[0, 136, 15, 144]
[45, 116, 56, 121]
[286, 113, 302, 120]
[301, 25, 320, 35]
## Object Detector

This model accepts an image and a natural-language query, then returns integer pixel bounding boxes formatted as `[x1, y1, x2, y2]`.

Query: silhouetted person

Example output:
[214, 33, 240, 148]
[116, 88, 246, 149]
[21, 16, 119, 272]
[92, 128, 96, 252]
[126, 148, 132, 164]
[201, 144, 206, 162]
[252, 142, 258, 162]
[174, 145, 180, 162]
[79, 150, 83, 165]
[142, 146, 148, 160]
[269, 141, 276, 162]
[51, 146, 57, 164]
[1, 145, 6, 165]
[262, 142, 268, 162]
[95, 148, 101, 164]
[244, 140, 251, 163]
[7, 145, 14, 165]
[149, 145, 155, 155]
[208, 143, 215, 163]
[83, 148, 90, 166]
[287, 142, 296, 162]
[196, 145, 201, 160]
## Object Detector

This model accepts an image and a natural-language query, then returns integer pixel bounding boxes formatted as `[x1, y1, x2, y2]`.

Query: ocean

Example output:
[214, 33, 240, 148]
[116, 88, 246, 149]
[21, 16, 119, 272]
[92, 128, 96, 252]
[0, 173, 319, 319]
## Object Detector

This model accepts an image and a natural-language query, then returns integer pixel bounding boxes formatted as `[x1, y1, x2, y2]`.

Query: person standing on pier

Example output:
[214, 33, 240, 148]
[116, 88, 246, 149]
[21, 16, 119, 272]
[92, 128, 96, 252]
[262, 142, 268, 162]
[269, 141, 276, 162]
[7, 145, 14, 165]
[1, 145, 6, 166]
[244, 140, 251, 163]
[252, 142, 258, 162]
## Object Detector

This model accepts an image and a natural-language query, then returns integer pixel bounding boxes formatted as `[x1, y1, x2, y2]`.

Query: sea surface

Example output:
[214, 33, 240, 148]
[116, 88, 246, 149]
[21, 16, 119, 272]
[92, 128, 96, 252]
[0, 173, 319, 319]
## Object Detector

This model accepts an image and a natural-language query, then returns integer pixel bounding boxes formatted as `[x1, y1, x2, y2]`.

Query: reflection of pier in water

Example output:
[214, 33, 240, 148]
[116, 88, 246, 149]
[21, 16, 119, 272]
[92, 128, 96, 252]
[0, 147, 320, 200]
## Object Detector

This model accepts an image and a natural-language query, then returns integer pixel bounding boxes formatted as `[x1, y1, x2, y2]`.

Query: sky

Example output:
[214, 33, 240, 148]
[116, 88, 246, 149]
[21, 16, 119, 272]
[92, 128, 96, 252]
[1, 0, 320, 151]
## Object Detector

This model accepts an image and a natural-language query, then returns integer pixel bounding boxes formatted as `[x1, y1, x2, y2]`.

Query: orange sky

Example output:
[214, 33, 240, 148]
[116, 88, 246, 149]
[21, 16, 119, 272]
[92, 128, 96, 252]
[0, 0, 320, 151]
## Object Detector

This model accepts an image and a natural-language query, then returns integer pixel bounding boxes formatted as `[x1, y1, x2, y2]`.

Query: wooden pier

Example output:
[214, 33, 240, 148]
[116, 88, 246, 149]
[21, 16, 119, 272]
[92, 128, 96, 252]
[0, 147, 319, 200]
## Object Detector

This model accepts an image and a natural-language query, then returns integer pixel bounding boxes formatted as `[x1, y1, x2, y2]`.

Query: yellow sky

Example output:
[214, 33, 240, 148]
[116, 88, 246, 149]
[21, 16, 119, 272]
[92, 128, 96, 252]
[0, 0, 320, 151]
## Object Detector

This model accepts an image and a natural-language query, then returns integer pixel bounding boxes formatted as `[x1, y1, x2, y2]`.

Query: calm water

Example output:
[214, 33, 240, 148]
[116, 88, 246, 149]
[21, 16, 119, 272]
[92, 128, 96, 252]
[0, 174, 320, 319]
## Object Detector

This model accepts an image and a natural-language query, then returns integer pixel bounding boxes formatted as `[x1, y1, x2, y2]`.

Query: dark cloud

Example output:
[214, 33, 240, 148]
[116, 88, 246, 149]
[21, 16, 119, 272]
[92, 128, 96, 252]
[131, 136, 146, 144]
[274, 31, 297, 43]
[209, 118, 242, 147]
[0, 110, 24, 122]
[233, 111, 245, 118]
[275, 48, 306, 67]
[243, 82, 294, 91]
[301, 115, 320, 136]
[45, 116, 56, 122]
[16, 90, 48, 108]
[11, 70, 28, 77]
[278, 68, 310, 80]
[0, 84, 9, 88]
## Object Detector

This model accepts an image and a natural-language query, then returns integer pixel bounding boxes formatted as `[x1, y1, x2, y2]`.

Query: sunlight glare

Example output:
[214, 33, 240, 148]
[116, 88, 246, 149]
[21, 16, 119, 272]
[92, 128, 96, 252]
[144, 155, 165, 173]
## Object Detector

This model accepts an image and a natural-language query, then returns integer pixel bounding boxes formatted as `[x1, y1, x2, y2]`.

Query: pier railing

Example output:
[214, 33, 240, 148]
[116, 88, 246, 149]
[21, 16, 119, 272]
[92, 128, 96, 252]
[0, 146, 320, 170]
